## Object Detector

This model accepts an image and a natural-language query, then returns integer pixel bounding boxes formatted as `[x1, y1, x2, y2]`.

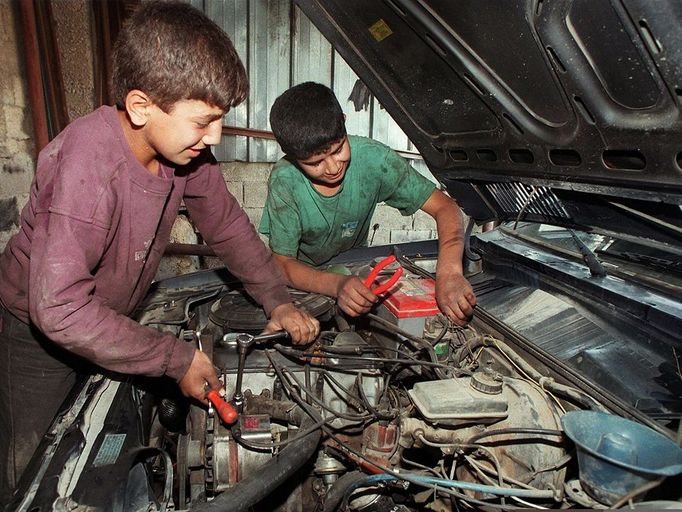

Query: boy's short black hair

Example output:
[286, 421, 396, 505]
[111, 1, 247, 113]
[269, 82, 346, 161]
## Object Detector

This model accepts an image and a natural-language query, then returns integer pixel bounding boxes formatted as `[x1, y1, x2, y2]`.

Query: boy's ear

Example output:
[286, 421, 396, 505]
[124, 90, 153, 128]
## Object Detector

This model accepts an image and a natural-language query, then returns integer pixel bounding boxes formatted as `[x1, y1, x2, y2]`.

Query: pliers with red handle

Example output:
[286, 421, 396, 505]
[363, 254, 403, 295]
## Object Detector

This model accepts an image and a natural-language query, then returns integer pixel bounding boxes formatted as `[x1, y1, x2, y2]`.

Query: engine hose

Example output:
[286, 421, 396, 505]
[490, 338, 608, 412]
[365, 313, 446, 379]
[334, 312, 351, 332]
[341, 474, 556, 505]
[464, 216, 482, 262]
[458, 335, 607, 412]
[192, 410, 321, 512]
[453, 334, 487, 366]
[322, 471, 366, 512]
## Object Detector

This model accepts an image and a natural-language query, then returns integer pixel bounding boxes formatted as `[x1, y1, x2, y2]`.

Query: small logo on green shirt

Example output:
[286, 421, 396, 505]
[341, 221, 358, 238]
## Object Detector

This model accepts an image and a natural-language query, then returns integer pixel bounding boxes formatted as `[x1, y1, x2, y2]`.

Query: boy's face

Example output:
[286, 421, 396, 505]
[145, 99, 225, 166]
[296, 136, 351, 188]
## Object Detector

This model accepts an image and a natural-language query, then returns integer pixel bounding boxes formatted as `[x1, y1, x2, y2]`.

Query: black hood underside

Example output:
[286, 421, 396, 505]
[296, 0, 682, 246]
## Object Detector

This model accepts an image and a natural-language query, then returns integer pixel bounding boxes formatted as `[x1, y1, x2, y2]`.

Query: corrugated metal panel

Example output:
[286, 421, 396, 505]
[292, 6, 332, 86]
[371, 97, 410, 151]
[203, 0, 433, 179]
[203, 0, 249, 161]
[334, 59, 370, 138]
[246, 0, 291, 162]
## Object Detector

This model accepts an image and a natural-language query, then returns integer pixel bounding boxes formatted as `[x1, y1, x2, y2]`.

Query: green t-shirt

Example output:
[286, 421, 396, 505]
[259, 136, 436, 266]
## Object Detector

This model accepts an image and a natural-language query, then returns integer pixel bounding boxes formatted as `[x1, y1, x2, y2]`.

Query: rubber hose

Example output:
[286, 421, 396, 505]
[491, 339, 607, 412]
[453, 334, 487, 366]
[192, 411, 321, 512]
[455, 336, 606, 412]
[464, 216, 481, 262]
[323, 471, 366, 512]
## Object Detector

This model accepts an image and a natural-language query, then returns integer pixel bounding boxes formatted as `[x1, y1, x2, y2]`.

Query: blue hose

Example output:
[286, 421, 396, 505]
[343, 473, 556, 502]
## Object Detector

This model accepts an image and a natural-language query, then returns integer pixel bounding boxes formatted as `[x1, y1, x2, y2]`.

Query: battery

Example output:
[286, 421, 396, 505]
[374, 274, 438, 342]
[383, 275, 439, 318]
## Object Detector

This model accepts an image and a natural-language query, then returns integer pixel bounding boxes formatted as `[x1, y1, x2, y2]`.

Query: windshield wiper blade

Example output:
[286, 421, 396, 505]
[568, 229, 607, 278]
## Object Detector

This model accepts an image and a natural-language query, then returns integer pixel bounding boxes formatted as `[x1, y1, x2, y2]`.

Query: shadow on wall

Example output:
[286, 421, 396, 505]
[0, 198, 19, 232]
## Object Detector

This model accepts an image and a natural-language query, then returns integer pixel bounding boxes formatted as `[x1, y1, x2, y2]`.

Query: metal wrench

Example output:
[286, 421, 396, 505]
[228, 330, 291, 410]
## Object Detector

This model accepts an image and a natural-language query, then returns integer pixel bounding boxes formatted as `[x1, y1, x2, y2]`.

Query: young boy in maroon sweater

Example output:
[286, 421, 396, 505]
[0, 2, 319, 503]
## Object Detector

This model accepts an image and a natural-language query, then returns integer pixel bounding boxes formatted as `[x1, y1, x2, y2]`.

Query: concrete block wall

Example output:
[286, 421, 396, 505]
[165, 160, 439, 276]
[219, 160, 438, 250]
[0, 1, 35, 250]
[221, 161, 273, 239]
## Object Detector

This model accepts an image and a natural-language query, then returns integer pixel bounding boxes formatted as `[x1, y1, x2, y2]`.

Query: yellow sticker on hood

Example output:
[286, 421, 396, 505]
[369, 19, 393, 42]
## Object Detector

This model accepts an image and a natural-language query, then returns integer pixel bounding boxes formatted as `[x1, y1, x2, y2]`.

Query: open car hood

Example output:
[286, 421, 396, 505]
[296, 0, 682, 247]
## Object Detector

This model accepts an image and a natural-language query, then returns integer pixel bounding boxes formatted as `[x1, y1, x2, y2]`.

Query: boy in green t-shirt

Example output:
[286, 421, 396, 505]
[259, 82, 476, 325]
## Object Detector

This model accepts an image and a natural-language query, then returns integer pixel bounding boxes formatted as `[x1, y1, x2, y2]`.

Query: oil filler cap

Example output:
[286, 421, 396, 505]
[470, 369, 503, 395]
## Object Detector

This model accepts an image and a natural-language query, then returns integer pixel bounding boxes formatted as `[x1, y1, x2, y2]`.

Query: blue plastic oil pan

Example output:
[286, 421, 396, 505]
[561, 410, 682, 505]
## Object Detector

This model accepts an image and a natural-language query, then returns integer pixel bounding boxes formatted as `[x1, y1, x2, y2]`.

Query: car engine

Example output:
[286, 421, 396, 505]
[10, 252, 680, 512]
[132, 257, 673, 512]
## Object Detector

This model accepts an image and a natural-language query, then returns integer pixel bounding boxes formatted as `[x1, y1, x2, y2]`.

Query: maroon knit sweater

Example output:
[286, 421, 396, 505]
[0, 105, 290, 380]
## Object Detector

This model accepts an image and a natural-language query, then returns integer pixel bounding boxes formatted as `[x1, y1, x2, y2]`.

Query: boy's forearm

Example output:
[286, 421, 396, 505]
[422, 190, 466, 277]
[435, 210, 465, 277]
[273, 254, 345, 297]
[185, 164, 291, 315]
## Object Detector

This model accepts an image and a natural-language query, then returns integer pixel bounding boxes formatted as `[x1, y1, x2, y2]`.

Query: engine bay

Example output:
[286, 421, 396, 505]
[12, 253, 681, 512]
[135, 256, 680, 511]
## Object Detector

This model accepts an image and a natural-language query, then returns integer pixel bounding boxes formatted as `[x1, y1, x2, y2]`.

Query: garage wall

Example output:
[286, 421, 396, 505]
[195, 0, 439, 252]
[0, 1, 35, 250]
[192, 0, 422, 165]
[0, 0, 437, 261]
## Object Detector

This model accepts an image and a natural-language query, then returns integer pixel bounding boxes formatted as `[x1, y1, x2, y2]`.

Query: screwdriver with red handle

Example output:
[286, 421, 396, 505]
[196, 333, 239, 425]
[206, 389, 239, 425]
[204, 330, 291, 425]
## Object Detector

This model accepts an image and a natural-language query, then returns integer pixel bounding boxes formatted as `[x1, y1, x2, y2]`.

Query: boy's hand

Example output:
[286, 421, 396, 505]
[435, 273, 477, 326]
[265, 303, 319, 345]
[336, 276, 378, 317]
[178, 349, 222, 404]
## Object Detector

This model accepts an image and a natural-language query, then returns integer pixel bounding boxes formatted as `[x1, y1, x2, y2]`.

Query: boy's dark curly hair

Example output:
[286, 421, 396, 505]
[111, 1, 248, 113]
[269, 82, 346, 161]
